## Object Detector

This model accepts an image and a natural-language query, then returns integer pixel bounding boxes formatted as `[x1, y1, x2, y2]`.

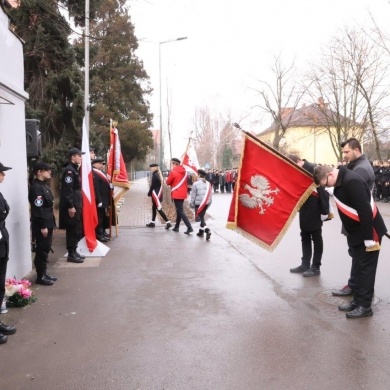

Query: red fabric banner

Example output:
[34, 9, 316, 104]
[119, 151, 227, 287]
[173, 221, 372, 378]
[81, 118, 98, 252]
[182, 140, 200, 174]
[227, 133, 315, 251]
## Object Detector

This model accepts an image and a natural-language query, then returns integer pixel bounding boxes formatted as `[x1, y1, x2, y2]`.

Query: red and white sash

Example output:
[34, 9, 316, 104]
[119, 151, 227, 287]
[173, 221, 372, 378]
[196, 181, 212, 217]
[171, 170, 188, 193]
[152, 187, 162, 210]
[333, 194, 378, 240]
[93, 168, 110, 184]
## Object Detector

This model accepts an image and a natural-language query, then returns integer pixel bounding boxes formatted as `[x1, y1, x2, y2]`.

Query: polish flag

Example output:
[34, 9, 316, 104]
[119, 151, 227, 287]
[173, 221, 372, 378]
[182, 139, 200, 174]
[81, 118, 98, 252]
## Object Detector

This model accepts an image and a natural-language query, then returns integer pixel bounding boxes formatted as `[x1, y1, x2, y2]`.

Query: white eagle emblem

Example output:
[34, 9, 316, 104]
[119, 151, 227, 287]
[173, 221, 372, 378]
[65, 176, 73, 184]
[239, 175, 280, 214]
[34, 197, 43, 207]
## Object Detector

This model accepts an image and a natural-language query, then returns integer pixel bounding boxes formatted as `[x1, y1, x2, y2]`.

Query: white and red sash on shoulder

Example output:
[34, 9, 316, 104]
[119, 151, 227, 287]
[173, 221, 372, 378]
[196, 181, 212, 217]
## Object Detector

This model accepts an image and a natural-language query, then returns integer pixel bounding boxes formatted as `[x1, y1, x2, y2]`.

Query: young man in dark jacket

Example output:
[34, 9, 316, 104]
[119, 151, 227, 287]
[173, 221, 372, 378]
[314, 165, 387, 318]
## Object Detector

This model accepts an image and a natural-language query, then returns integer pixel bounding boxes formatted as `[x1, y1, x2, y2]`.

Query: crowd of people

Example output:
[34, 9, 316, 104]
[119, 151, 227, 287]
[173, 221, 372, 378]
[205, 168, 238, 193]
[0, 147, 113, 344]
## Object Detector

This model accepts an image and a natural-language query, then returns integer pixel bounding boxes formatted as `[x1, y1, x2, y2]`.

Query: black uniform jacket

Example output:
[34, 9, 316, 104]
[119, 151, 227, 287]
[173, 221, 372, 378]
[299, 160, 330, 231]
[59, 162, 82, 229]
[334, 166, 387, 246]
[28, 179, 55, 229]
[0, 192, 10, 258]
[147, 170, 163, 201]
[93, 168, 111, 208]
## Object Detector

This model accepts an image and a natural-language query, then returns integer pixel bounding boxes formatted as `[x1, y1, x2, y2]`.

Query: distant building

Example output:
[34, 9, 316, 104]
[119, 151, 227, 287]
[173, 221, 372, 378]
[256, 98, 362, 165]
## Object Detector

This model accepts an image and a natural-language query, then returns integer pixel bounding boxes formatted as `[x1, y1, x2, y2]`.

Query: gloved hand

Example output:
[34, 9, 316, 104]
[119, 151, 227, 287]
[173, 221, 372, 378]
[364, 240, 376, 248]
[321, 214, 328, 222]
[97, 202, 103, 208]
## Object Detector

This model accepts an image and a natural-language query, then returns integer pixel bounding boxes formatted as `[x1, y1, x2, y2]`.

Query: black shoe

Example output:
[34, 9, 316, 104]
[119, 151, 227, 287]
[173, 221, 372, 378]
[184, 228, 194, 235]
[0, 322, 16, 335]
[338, 300, 358, 312]
[205, 228, 211, 241]
[36, 275, 54, 286]
[172, 227, 179, 232]
[103, 232, 110, 238]
[290, 265, 310, 273]
[196, 229, 204, 237]
[332, 285, 353, 296]
[165, 222, 172, 230]
[75, 250, 86, 260]
[0, 333, 7, 344]
[46, 274, 57, 281]
[98, 236, 110, 242]
[67, 252, 84, 263]
[146, 222, 155, 228]
[303, 267, 320, 277]
[346, 306, 373, 318]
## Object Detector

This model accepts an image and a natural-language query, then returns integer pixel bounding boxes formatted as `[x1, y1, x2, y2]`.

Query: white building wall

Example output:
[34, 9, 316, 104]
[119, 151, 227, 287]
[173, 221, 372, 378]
[0, 6, 32, 279]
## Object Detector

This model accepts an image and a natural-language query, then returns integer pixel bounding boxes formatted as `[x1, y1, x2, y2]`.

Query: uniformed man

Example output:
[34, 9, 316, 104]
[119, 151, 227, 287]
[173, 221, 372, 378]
[146, 163, 172, 229]
[92, 157, 111, 242]
[59, 148, 85, 263]
[28, 162, 57, 285]
[0, 162, 17, 344]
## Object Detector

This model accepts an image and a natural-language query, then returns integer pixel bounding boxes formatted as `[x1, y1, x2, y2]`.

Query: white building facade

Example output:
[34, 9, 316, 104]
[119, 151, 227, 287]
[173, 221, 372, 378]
[0, 4, 33, 279]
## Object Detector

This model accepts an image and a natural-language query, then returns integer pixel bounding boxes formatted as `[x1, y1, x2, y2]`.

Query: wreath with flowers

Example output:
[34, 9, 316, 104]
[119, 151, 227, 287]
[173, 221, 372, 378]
[5, 277, 37, 307]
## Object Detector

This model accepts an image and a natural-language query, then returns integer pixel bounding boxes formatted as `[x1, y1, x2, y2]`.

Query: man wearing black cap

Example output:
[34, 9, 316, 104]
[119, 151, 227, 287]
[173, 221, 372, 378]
[0, 162, 17, 344]
[146, 163, 172, 229]
[92, 157, 110, 242]
[59, 148, 85, 263]
[28, 162, 57, 286]
[166, 158, 193, 234]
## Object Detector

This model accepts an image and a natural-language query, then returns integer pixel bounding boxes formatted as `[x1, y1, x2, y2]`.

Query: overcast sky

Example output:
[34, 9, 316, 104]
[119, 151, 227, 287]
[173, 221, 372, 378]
[129, 0, 390, 158]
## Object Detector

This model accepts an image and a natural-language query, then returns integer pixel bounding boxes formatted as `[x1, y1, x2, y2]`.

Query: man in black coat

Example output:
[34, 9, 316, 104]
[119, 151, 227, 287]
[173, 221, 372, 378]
[289, 156, 331, 277]
[28, 162, 57, 286]
[92, 157, 111, 242]
[146, 163, 171, 229]
[332, 138, 375, 296]
[314, 165, 387, 318]
[59, 148, 85, 263]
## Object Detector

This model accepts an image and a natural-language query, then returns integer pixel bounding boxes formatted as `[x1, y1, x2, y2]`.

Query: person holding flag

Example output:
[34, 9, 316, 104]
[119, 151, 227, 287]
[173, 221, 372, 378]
[146, 163, 172, 229]
[166, 158, 193, 234]
[190, 169, 212, 240]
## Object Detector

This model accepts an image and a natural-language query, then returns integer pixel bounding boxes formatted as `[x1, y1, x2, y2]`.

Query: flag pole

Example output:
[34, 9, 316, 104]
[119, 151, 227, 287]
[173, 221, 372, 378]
[108, 119, 114, 238]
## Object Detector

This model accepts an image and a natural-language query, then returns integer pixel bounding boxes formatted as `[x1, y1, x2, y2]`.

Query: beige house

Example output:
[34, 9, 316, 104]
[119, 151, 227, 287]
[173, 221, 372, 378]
[257, 100, 356, 166]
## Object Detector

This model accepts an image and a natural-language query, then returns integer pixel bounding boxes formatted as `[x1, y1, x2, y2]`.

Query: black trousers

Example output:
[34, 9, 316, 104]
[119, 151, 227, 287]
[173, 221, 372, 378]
[173, 199, 192, 229]
[95, 207, 106, 237]
[0, 255, 8, 306]
[348, 242, 379, 307]
[194, 205, 209, 228]
[151, 202, 169, 222]
[32, 224, 53, 277]
[65, 208, 82, 251]
[300, 228, 323, 268]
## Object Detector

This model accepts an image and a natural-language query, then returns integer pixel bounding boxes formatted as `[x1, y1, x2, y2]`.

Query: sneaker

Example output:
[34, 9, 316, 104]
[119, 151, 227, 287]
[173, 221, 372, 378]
[303, 267, 321, 277]
[290, 265, 310, 273]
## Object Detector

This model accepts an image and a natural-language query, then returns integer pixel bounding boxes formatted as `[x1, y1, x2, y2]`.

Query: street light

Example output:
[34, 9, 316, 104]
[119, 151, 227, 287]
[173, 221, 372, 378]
[159, 37, 187, 170]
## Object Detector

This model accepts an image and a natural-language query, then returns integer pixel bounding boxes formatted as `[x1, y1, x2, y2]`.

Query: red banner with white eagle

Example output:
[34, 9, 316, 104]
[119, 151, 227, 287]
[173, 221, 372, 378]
[182, 138, 200, 174]
[227, 132, 315, 251]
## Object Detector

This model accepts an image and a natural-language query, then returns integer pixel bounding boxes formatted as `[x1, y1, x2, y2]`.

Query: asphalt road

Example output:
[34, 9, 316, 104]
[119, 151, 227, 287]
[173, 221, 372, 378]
[1, 181, 390, 390]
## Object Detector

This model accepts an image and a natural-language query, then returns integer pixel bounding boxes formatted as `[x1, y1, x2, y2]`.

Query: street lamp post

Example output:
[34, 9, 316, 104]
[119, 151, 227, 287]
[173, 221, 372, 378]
[159, 37, 187, 170]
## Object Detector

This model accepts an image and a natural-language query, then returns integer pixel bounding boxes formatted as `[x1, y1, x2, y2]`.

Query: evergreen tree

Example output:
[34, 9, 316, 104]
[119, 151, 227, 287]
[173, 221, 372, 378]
[81, 0, 154, 162]
[10, 0, 84, 161]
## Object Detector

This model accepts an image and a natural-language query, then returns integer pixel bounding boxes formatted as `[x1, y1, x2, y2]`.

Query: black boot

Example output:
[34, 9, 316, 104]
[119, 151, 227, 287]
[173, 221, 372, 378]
[197, 229, 204, 237]
[75, 250, 86, 259]
[36, 274, 54, 286]
[205, 228, 211, 241]
[290, 264, 310, 273]
[67, 250, 84, 263]
[146, 222, 156, 228]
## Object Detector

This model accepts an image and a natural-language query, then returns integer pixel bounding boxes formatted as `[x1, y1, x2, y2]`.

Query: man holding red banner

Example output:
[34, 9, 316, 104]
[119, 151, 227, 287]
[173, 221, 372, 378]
[166, 158, 193, 234]
[314, 165, 387, 318]
[190, 169, 212, 240]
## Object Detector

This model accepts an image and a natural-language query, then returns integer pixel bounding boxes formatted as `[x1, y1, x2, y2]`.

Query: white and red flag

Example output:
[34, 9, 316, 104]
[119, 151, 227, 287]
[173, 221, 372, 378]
[107, 122, 130, 204]
[81, 118, 98, 252]
[227, 132, 315, 251]
[182, 139, 200, 174]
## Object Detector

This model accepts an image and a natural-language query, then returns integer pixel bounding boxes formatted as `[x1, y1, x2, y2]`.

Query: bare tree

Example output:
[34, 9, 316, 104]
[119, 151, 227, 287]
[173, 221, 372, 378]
[251, 55, 306, 150]
[307, 27, 390, 161]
